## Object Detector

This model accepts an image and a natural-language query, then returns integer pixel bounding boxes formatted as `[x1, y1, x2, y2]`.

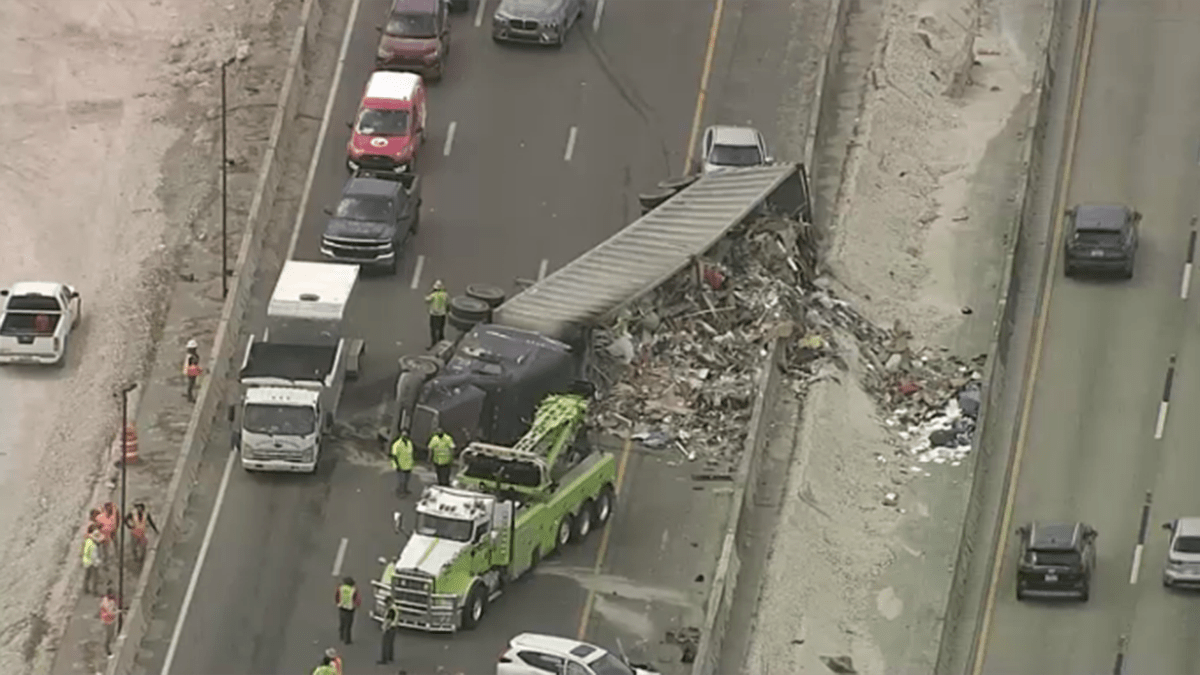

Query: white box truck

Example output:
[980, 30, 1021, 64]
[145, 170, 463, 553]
[233, 261, 363, 473]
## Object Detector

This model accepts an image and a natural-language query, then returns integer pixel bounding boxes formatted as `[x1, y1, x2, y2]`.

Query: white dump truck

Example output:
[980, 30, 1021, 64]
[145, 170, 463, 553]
[0, 282, 82, 366]
[232, 261, 363, 473]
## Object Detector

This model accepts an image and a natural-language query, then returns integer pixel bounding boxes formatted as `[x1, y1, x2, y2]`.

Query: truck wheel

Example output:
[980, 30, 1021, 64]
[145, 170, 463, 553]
[448, 313, 480, 334]
[449, 295, 491, 323]
[398, 355, 441, 380]
[594, 485, 615, 525]
[1015, 587, 1024, 601]
[465, 284, 506, 309]
[461, 583, 488, 630]
[1079, 586, 1089, 602]
[572, 500, 595, 540]
[555, 516, 572, 551]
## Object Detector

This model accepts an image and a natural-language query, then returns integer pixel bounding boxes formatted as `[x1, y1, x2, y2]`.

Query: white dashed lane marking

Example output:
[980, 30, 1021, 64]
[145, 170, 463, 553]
[443, 121, 458, 156]
[564, 126, 578, 162]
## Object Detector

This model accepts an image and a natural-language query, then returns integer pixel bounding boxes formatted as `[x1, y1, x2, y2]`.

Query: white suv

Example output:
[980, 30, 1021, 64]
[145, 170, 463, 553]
[700, 124, 772, 174]
[496, 633, 660, 675]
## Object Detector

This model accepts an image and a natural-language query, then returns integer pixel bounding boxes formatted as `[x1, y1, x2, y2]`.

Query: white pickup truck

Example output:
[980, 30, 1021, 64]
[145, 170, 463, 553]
[0, 282, 81, 366]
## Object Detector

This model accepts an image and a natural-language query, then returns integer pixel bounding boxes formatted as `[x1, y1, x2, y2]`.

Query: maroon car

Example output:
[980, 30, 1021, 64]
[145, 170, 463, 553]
[376, 0, 450, 81]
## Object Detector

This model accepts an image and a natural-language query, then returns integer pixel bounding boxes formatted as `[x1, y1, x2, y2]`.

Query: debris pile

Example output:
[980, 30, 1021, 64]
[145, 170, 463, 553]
[587, 214, 986, 470]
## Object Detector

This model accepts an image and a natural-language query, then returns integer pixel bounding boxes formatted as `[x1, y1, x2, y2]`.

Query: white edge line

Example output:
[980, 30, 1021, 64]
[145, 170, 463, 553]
[474, 0, 487, 28]
[1181, 263, 1192, 300]
[538, 258, 549, 281]
[592, 0, 605, 32]
[410, 255, 426, 290]
[286, 0, 364, 261]
[1154, 401, 1169, 440]
[443, 121, 458, 157]
[332, 538, 349, 576]
[1129, 544, 1144, 584]
[160, 451, 237, 675]
[564, 126, 578, 162]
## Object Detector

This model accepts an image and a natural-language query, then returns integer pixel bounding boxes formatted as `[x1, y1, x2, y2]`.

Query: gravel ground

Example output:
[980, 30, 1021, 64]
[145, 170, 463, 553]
[0, 0, 292, 671]
[743, 0, 1044, 672]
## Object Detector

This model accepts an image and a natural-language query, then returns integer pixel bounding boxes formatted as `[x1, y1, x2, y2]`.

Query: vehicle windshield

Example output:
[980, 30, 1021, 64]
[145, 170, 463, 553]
[709, 144, 762, 167]
[386, 12, 437, 38]
[1174, 535, 1200, 554]
[1031, 549, 1080, 566]
[1073, 230, 1123, 246]
[356, 108, 410, 136]
[243, 404, 317, 436]
[589, 652, 635, 675]
[335, 196, 392, 221]
[415, 512, 473, 542]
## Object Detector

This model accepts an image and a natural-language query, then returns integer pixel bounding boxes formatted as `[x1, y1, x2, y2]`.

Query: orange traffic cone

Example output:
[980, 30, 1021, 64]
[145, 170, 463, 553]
[114, 424, 139, 465]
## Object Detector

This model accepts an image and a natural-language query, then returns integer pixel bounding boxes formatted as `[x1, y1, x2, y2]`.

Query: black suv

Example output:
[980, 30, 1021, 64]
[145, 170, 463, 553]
[320, 170, 422, 274]
[1063, 203, 1140, 278]
[1015, 521, 1096, 601]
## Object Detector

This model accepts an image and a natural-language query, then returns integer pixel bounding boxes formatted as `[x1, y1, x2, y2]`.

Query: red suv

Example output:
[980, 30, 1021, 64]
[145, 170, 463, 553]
[376, 0, 450, 81]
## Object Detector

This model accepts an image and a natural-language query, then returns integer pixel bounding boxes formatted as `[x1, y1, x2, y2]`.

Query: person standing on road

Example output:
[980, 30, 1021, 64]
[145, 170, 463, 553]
[82, 526, 102, 595]
[390, 433, 415, 496]
[334, 576, 361, 644]
[124, 502, 159, 564]
[324, 647, 343, 675]
[100, 586, 119, 656]
[428, 428, 455, 487]
[311, 655, 337, 675]
[377, 604, 399, 665]
[425, 280, 449, 347]
[183, 339, 202, 402]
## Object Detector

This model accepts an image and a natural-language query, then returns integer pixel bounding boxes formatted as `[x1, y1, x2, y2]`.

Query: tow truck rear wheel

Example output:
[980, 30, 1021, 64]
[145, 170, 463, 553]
[594, 485, 615, 525]
[461, 583, 488, 630]
[555, 516, 572, 550]
[573, 500, 595, 540]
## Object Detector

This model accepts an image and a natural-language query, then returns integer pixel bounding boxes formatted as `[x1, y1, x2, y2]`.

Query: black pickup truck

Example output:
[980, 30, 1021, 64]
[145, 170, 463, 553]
[320, 170, 422, 274]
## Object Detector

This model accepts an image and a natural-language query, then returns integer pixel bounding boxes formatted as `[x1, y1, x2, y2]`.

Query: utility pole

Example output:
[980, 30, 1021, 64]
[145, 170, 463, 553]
[220, 59, 230, 299]
[117, 382, 136, 631]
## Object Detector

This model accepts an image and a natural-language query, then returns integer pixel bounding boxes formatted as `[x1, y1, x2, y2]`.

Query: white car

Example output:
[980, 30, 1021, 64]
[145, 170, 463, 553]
[1162, 516, 1200, 588]
[700, 124, 772, 174]
[497, 633, 660, 675]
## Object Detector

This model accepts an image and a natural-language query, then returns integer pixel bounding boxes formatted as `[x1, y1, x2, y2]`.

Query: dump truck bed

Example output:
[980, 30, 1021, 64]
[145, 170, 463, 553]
[240, 341, 338, 382]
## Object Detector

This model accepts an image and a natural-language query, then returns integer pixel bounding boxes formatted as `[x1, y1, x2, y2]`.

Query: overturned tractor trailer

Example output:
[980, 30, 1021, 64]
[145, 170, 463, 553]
[232, 261, 364, 473]
[372, 393, 616, 632]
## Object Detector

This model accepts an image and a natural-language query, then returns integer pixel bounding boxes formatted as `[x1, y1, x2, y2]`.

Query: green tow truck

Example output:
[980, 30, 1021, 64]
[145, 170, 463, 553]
[371, 393, 617, 632]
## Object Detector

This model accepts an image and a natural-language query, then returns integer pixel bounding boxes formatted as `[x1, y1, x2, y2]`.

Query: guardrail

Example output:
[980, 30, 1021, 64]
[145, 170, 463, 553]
[931, 1, 1082, 673]
[104, 0, 327, 671]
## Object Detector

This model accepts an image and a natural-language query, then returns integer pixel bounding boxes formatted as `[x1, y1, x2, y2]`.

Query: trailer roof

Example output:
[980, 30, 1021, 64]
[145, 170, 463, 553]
[269, 261, 359, 322]
[493, 164, 800, 338]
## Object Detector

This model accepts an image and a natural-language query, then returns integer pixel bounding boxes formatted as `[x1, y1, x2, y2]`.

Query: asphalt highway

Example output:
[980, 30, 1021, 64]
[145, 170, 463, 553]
[131, 0, 826, 671]
[977, 3, 1200, 674]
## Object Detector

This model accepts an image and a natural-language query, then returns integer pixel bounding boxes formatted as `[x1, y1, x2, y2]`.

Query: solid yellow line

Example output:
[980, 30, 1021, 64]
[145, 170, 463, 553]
[576, 434, 633, 641]
[968, 2, 1099, 674]
[681, 0, 727, 175]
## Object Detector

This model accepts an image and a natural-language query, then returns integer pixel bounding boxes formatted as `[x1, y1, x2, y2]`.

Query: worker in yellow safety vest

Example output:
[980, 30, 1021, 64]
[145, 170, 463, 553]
[428, 428, 455, 487]
[390, 434, 414, 497]
[425, 280, 449, 347]
[334, 577, 360, 644]
[311, 655, 336, 675]
[82, 528, 102, 595]
[324, 647, 343, 675]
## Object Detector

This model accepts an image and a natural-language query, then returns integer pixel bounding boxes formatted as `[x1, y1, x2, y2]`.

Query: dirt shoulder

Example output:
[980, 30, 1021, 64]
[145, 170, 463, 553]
[0, 0, 299, 671]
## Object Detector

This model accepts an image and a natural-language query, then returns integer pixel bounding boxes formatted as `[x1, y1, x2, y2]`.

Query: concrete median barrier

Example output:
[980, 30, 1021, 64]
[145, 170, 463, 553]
[104, 0, 326, 671]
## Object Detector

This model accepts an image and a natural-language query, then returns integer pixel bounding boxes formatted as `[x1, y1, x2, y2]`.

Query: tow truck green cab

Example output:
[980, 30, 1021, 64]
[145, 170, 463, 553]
[371, 394, 617, 632]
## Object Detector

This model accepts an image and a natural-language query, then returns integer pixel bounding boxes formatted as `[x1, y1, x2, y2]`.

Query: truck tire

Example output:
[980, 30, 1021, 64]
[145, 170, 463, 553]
[594, 485, 615, 525]
[554, 516, 573, 551]
[461, 583, 488, 630]
[398, 354, 441, 380]
[638, 190, 675, 215]
[572, 500, 595, 540]
[465, 283, 506, 309]
[449, 295, 490, 323]
[448, 313, 480, 334]
[657, 175, 699, 193]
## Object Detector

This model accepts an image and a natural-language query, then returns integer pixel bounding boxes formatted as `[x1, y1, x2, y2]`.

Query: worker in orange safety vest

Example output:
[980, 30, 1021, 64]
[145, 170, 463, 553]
[100, 586, 119, 656]
[183, 339, 202, 402]
[124, 502, 159, 564]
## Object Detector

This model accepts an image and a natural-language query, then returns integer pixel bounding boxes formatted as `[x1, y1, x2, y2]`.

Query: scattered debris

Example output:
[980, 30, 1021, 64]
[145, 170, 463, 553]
[820, 655, 858, 674]
[584, 213, 984, 474]
[882, 492, 899, 507]
[665, 627, 701, 664]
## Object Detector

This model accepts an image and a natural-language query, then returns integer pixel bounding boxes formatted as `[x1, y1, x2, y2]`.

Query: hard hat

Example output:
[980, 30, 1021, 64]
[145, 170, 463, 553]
[325, 647, 338, 658]
[186, 339, 198, 349]
[432, 280, 444, 290]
